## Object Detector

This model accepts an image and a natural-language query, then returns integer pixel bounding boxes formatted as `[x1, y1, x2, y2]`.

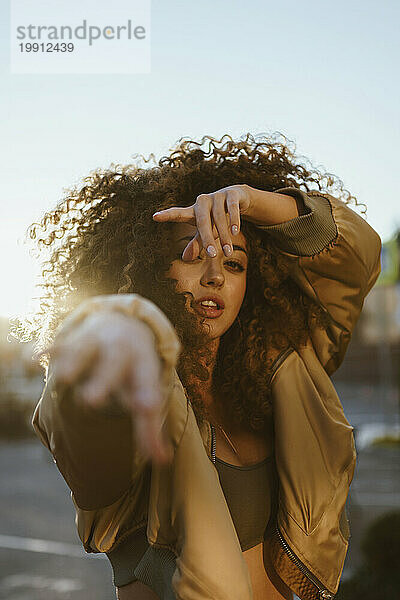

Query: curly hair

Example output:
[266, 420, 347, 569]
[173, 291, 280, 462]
[18, 132, 363, 433]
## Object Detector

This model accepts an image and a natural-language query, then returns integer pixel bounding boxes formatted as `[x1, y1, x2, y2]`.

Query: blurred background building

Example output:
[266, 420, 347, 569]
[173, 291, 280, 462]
[335, 230, 400, 388]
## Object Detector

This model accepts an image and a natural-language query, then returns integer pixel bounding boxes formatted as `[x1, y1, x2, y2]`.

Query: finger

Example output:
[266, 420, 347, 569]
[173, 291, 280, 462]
[116, 383, 153, 462]
[226, 192, 241, 236]
[211, 192, 233, 256]
[129, 379, 170, 464]
[135, 410, 172, 465]
[128, 340, 172, 463]
[181, 230, 201, 261]
[78, 345, 128, 406]
[194, 196, 217, 258]
[51, 334, 99, 386]
[152, 206, 195, 224]
[181, 225, 220, 261]
[128, 336, 163, 413]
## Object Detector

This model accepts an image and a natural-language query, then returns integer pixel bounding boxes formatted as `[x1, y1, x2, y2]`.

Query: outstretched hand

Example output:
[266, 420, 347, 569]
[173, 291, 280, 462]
[152, 184, 252, 261]
[41, 311, 173, 466]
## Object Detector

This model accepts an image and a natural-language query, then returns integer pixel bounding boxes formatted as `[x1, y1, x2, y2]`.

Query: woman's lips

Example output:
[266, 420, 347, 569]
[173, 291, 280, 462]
[193, 304, 224, 319]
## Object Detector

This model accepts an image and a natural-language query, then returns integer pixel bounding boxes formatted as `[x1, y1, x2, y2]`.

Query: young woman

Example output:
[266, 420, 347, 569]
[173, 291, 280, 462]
[29, 133, 381, 600]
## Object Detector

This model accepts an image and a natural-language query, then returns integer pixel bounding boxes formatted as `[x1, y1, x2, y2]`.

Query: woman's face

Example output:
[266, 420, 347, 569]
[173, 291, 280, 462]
[165, 223, 248, 340]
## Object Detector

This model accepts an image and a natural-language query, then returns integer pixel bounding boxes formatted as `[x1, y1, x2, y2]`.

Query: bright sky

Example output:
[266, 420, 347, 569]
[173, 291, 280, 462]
[1, 0, 399, 319]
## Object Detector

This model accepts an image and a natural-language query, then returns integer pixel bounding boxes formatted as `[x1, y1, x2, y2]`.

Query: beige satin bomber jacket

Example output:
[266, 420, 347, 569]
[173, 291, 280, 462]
[32, 188, 382, 600]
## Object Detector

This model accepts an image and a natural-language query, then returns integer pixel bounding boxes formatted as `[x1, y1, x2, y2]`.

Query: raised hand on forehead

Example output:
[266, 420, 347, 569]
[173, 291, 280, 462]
[152, 184, 252, 261]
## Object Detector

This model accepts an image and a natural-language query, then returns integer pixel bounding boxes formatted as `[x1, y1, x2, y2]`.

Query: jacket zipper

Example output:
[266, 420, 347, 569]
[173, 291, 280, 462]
[210, 422, 217, 464]
[209, 424, 334, 600]
[275, 526, 334, 600]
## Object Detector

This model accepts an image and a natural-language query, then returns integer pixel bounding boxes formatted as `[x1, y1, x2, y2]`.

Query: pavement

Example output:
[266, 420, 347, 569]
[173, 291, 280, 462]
[0, 440, 114, 600]
[0, 380, 399, 599]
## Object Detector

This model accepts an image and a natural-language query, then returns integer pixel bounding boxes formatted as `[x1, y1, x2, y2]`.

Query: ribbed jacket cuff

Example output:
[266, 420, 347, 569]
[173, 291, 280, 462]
[106, 527, 148, 586]
[255, 187, 338, 256]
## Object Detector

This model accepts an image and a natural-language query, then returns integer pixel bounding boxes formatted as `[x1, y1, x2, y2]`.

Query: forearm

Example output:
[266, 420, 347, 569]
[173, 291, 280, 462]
[33, 372, 136, 510]
[247, 186, 381, 373]
[243, 186, 300, 226]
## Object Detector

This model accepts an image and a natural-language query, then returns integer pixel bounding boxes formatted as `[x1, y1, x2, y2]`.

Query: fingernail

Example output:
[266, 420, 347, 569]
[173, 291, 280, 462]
[231, 225, 239, 235]
[153, 212, 161, 216]
[223, 244, 232, 256]
[207, 245, 216, 257]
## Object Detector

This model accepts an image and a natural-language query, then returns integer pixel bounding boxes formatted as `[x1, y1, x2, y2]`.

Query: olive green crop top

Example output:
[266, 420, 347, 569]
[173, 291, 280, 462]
[215, 453, 276, 551]
[107, 454, 278, 595]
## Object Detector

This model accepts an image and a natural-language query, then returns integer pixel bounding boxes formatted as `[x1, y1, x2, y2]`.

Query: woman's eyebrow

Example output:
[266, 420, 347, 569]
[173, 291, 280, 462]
[177, 236, 248, 255]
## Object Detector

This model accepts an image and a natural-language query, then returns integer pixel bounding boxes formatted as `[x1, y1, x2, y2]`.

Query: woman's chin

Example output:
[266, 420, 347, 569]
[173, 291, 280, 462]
[201, 320, 229, 341]
[186, 307, 231, 341]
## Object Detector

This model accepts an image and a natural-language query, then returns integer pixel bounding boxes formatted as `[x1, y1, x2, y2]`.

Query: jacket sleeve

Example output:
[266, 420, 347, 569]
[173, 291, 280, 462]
[32, 294, 182, 512]
[255, 187, 382, 375]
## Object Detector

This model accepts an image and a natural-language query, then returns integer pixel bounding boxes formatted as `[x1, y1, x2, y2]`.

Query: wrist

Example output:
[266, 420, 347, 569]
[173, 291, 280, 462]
[243, 186, 299, 226]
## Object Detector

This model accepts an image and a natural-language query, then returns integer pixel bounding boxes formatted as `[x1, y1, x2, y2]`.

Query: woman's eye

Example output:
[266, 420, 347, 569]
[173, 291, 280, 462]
[225, 260, 245, 272]
[173, 254, 244, 271]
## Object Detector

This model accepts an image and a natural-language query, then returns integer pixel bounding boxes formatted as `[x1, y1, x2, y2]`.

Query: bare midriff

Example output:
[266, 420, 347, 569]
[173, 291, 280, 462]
[116, 427, 292, 600]
[117, 541, 292, 600]
[214, 425, 293, 600]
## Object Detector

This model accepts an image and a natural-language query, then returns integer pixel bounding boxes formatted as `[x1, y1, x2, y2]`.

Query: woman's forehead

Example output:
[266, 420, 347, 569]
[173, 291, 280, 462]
[170, 222, 247, 248]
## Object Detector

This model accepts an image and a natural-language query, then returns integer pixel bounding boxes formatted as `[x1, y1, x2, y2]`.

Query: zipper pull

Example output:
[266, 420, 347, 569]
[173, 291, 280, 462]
[320, 591, 334, 600]
[275, 526, 335, 600]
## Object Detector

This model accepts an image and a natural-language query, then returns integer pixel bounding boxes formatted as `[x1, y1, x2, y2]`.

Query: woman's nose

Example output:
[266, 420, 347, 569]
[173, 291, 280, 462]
[200, 258, 225, 287]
